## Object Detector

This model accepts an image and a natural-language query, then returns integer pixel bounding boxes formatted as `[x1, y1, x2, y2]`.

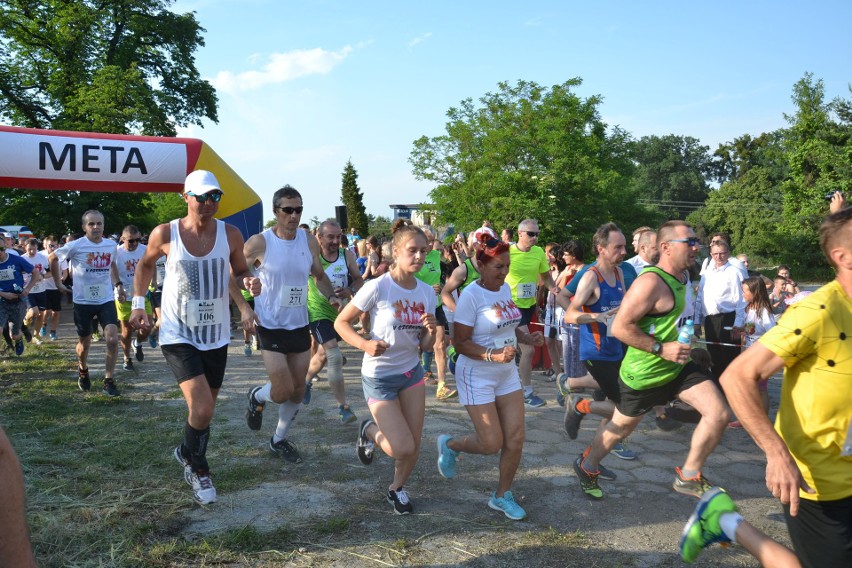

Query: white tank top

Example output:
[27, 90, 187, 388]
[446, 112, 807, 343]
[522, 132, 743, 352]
[159, 220, 231, 350]
[255, 227, 313, 330]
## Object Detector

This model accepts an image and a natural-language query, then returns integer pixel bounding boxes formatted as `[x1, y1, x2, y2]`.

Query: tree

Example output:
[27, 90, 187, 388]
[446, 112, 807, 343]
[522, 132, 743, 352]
[0, 0, 218, 236]
[410, 79, 658, 242]
[340, 160, 369, 237]
[629, 134, 713, 219]
[711, 132, 787, 185]
[367, 214, 392, 238]
[779, 73, 852, 271]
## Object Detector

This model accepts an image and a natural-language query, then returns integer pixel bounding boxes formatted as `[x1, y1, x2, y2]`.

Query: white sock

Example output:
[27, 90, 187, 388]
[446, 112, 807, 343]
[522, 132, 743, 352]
[524, 385, 534, 396]
[254, 383, 272, 404]
[719, 512, 744, 543]
[273, 400, 301, 442]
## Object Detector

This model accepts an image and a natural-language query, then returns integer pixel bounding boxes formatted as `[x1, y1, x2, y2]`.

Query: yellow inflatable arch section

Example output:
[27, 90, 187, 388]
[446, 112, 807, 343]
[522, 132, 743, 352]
[0, 125, 262, 238]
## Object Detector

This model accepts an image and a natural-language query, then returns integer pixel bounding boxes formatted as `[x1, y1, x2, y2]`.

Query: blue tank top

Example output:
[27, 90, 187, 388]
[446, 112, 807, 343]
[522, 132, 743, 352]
[579, 266, 624, 361]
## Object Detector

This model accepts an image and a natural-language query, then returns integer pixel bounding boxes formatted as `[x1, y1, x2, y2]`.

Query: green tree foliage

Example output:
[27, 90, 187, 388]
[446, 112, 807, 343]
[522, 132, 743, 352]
[410, 79, 658, 242]
[340, 160, 369, 236]
[0, 0, 218, 236]
[367, 214, 392, 239]
[687, 168, 784, 260]
[630, 135, 713, 218]
[711, 132, 788, 185]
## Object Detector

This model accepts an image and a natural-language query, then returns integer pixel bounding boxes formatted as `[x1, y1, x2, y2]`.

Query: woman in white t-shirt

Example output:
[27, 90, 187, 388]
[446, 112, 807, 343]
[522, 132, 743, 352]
[434, 236, 544, 521]
[335, 220, 438, 515]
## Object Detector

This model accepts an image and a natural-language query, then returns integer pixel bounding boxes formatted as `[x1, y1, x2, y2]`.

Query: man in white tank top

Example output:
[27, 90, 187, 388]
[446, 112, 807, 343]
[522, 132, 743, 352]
[129, 170, 261, 505]
[240, 185, 342, 465]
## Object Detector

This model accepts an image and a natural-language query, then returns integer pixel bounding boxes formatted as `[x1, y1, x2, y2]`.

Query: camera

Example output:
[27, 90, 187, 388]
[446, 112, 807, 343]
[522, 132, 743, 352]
[825, 190, 839, 201]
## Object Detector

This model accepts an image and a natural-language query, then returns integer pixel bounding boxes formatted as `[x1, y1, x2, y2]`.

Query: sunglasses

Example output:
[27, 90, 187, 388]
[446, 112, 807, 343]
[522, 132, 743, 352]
[483, 237, 501, 248]
[186, 191, 222, 203]
[48, 244, 57, 248]
[126, 239, 141, 244]
[524, 231, 539, 237]
[275, 206, 304, 215]
[668, 238, 700, 247]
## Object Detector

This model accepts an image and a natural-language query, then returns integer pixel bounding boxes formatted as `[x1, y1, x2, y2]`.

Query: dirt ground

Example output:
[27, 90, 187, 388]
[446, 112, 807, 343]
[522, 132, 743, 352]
[62, 323, 792, 567]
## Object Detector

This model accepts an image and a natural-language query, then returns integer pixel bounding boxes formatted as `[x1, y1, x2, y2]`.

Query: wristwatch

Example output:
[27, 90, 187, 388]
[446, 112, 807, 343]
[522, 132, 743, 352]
[651, 341, 662, 355]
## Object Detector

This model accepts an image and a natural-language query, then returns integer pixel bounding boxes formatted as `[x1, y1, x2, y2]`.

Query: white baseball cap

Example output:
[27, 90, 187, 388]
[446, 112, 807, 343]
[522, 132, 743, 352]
[184, 170, 223, 195]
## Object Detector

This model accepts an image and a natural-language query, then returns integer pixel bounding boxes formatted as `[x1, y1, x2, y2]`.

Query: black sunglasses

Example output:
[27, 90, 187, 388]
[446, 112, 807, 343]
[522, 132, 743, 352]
[126, 239, 141, 244]
[483, 237, 501, 248]
[668, 237, 700, 247]
[276, 206, 304, 215]
[187, 191, 222, 203]
[524, 231, 539, 237]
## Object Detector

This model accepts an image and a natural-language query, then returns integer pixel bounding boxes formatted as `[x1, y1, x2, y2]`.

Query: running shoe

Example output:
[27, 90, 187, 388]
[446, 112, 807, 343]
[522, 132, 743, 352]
[31, 337, 42, 346]
[49, 331, 57, 341]
[598, 463, 618, 481]
[21, 325, 32, 342]
[488, 491, 527, 520]
[673, 467, 713, 498]
[436, 434, 458, 479]
[338, 404, 357, 424]
[303, 382, 312, 405]
[656, 413, 681, 431]
[186, 469, 217, 505]
[573, 453, 603, 500]
[39, 326, 47, 337]
[243, 343, 252, 356]
[357, 419, 375, 465]
[173, 445, 191, 469]
[123, 358, 134, 371]
[563, 394, 585, 440]
[544, 368, 557, 381]
[133, 339, 144, 361]
[78, 367, 91, 392]
[102, 379, 120, 397]
[611, 440, 638, 460]
[148, 334, 157, 348]
[524, 392, 546, 408]
[423, 371, 438, 385]
[269, 437, 302, 463]
[436, 384, 458, 400]
[14, 338, 24, 356]
[555, 373, 574, 407]
[91, 332, 101, 342]
[245, 386, 264, 430]
[680, 487, 737, 563]
[386, 487, 413, 515]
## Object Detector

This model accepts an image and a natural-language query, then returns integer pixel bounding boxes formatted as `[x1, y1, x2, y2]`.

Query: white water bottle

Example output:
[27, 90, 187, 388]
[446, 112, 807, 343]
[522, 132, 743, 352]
[677, 319, 694, 344]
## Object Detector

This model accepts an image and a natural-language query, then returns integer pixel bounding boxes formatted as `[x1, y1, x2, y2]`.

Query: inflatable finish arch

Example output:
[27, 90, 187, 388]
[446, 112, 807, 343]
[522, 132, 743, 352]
[0, 125, 263, 238]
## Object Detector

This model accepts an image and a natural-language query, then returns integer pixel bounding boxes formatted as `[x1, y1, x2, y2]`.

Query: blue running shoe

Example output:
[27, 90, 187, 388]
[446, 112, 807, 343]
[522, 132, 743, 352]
[524, 392, 546, 408]
[436, 434, 458, 479]
[14, 339, 24, 356]
[611, 440, 638, 460]
[488, 491, 527, 520]
[338, 404, 357, 424]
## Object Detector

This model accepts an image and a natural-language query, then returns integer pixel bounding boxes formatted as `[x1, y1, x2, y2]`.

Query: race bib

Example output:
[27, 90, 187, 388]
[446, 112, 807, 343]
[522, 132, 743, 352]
[186, 299, 223, 327]
[516, 282, 536, 299]
[156, 265, 166, 284]
[0, 267, 14, 281]
[495, 336, 517, 349]
[330, 269, 348, 290]
[842, 419, 852, 457]
[84, 284, 108, 301]
[280, 285, 307, 308]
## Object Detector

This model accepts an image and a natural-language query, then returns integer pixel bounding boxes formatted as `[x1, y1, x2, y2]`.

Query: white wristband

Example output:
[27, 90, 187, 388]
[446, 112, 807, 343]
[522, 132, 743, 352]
[131, 296, 146, 310]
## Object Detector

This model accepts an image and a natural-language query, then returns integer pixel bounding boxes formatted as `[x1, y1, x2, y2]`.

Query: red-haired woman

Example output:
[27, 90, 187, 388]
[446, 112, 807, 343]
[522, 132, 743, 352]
[435, 236, 544, 520]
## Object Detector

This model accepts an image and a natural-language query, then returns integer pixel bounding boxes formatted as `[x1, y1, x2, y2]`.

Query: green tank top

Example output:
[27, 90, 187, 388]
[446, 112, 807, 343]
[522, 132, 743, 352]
[459, 258, 479, 293]
[415, 249, 443, 306]
[307, 248, 348, 322]
[619, 267, 687, 390]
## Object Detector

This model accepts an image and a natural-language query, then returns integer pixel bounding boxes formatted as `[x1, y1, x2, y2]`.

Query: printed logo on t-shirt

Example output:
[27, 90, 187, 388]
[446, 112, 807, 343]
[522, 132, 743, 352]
[391, 298, 426, 327]
[124, 258, 139, 275]
[493, 299, 522, 328]
[86, 252, 112, 270]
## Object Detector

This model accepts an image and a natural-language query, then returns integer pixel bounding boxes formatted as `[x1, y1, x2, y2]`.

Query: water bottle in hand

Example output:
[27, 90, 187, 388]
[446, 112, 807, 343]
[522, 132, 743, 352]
[677, 319, 694, 344]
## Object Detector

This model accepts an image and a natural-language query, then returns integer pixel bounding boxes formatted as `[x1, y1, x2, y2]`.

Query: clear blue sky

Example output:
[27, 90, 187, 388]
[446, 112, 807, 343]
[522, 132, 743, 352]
[173, 0, 852, 227]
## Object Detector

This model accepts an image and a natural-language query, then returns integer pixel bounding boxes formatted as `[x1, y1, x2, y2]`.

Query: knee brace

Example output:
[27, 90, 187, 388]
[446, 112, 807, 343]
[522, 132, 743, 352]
[326, 345, 344, 385]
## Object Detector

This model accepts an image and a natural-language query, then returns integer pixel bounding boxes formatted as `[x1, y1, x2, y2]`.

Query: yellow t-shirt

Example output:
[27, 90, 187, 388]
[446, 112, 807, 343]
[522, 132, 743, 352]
[505, 244, 549, 308]
[758, 280, 852, 501]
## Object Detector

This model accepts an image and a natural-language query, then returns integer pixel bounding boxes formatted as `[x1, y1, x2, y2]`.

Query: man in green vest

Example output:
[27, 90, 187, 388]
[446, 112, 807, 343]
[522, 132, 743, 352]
[573, 220, 728, 500]
[305, 220, 364, 423]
